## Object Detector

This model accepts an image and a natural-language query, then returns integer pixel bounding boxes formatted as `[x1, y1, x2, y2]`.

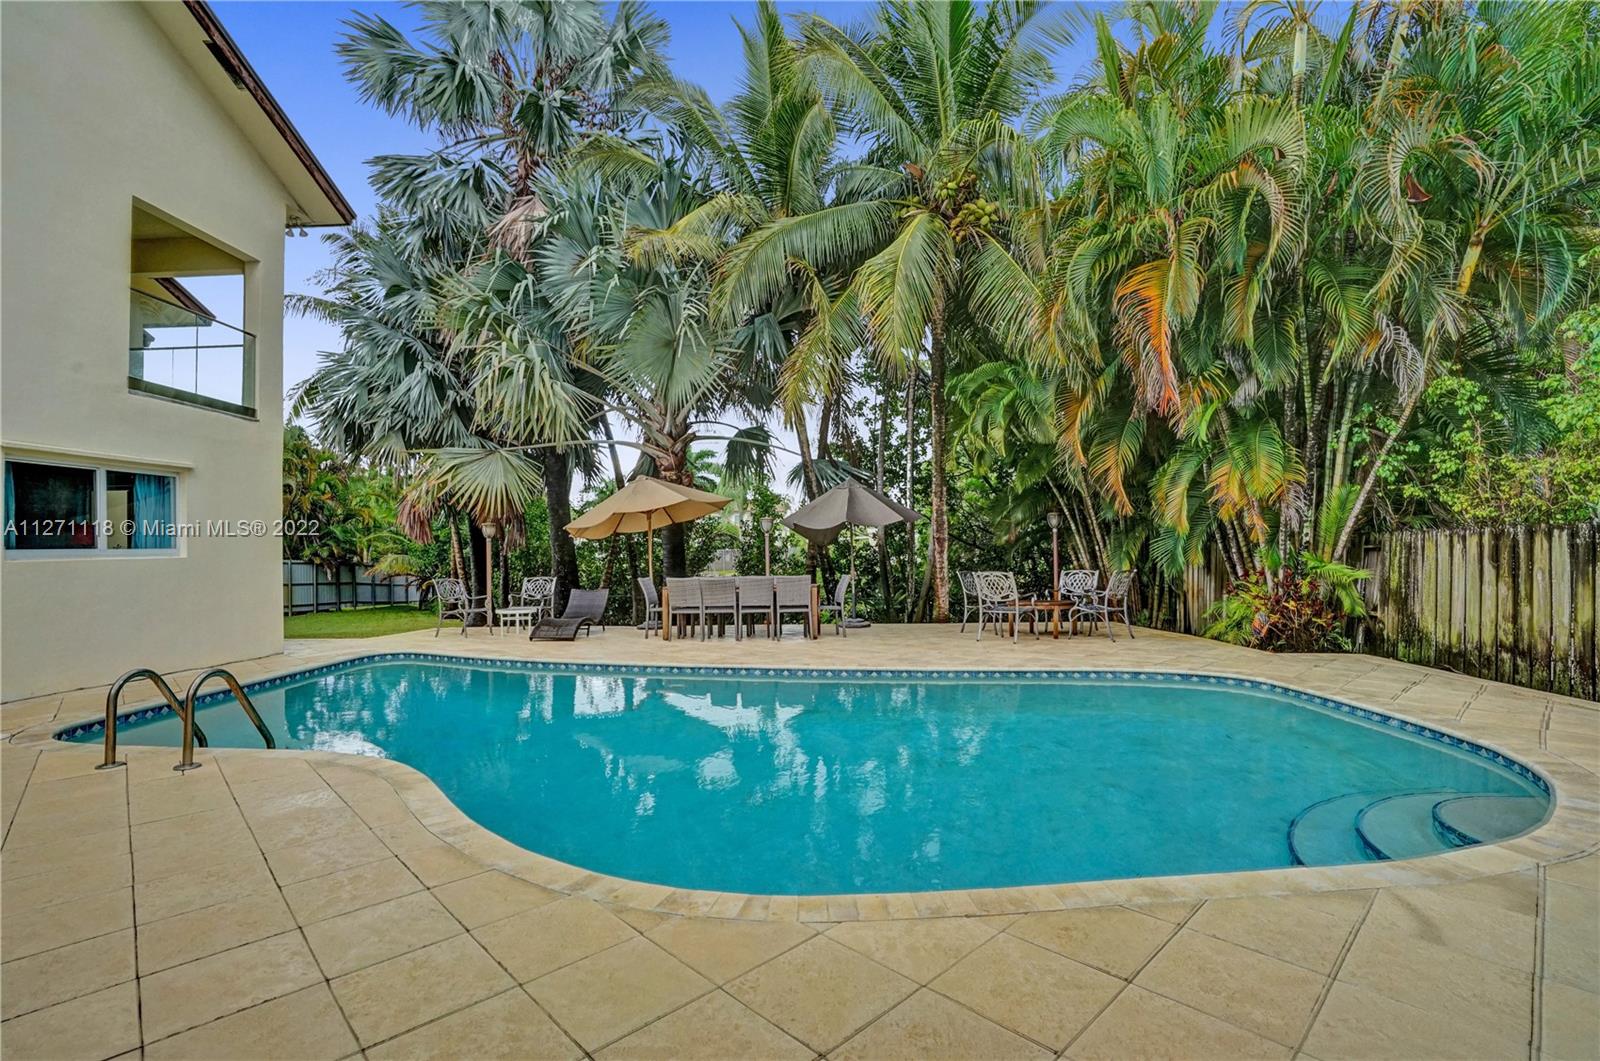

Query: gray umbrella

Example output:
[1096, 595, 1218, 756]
[783, 479, 924, 625]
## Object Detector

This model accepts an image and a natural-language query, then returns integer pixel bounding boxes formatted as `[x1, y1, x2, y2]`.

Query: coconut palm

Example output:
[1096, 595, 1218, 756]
[712, 0, 1064, 620]
[622, 0, 854, 501]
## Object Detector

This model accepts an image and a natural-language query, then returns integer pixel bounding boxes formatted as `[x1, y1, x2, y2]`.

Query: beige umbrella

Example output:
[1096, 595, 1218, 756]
[565, 476, 732, 583]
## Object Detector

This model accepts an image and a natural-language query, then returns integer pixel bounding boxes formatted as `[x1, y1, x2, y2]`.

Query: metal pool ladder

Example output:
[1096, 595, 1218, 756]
[99, 667, 275, 773]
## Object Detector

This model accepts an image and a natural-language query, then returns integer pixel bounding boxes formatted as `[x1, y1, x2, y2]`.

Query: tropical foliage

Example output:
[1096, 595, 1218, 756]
[290, 0, 1600, 643]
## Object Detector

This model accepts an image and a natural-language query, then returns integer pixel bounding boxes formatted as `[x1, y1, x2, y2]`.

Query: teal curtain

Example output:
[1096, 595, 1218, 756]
[3, 463, 14, 550]
[132, 474, 174, 548]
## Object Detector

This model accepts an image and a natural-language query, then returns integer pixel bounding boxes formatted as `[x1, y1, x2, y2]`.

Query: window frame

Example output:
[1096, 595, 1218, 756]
[3, 457, 182, 559]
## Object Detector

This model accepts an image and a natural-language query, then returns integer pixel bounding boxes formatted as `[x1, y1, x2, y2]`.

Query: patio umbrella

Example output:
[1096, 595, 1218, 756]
[783, 478, 924, 625]
[565, 475, 731, 583]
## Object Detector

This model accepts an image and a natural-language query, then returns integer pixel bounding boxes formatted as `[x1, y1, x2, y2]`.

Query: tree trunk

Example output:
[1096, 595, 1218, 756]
[928, 311, 951, 622]
[793, 408, 822, 500]
[541, 448, 580, 613]
[466, 519, 488, 626]
[903, 372, 918, 621]
[662, 523, 688, 577]
[447, 514, 465, 585]
[1075, 479, 1110, 574]
[875, 387, 893, 617]
[600, 417, 641, 620]
[1332, 384, 1422, 560]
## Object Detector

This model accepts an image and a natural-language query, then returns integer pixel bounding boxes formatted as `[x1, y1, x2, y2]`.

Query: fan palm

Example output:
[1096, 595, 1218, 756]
[323, 0, 670, 604]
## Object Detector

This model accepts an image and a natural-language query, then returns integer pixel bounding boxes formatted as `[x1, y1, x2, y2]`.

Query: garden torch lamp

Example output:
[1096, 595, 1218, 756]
[481, 520, 499, 629]
[1046, 510, 1062, 600]
[760, 516, 774, 575]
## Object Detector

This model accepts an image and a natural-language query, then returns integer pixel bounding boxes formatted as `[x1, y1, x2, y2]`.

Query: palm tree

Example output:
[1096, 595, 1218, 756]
[332, 0, 670, 606]
[522, 158, 778, 575]
[714, 0, 1064, 619]
[955, 0, 1596, 630]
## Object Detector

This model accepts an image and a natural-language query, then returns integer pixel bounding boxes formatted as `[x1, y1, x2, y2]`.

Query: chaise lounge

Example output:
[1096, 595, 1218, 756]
[529, 588, 610, 641]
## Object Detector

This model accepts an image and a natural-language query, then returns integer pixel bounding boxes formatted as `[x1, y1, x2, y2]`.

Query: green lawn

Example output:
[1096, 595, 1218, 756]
[284, 605, 452, 639]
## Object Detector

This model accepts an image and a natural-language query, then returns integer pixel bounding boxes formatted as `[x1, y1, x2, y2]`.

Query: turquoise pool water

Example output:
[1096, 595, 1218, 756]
[67, 657, 1550, 894]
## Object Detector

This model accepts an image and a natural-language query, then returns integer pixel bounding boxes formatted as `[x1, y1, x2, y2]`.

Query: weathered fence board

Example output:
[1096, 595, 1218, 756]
[1175, 522, 1599, 701]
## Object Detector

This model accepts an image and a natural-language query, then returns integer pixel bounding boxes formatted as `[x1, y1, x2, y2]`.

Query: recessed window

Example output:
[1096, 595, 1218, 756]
[4, 460, 178, 555]
[129, 203, 255, 417]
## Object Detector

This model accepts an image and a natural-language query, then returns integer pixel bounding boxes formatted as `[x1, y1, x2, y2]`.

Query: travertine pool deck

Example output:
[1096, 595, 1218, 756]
[2, 625, 1596, 1060]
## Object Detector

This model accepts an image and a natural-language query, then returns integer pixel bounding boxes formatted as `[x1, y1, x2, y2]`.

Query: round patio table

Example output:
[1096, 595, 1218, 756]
[1019, 597, 1080, 639]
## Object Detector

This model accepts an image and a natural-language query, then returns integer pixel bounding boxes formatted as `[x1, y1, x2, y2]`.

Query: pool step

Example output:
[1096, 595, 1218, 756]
[1354, 790, 1463, 860]
[1432, 795, 1547, 847]
[1287, 793, 1385, 867]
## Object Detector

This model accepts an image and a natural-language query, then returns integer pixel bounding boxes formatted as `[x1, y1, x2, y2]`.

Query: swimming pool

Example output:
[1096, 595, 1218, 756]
[63, 655, 1551, 894]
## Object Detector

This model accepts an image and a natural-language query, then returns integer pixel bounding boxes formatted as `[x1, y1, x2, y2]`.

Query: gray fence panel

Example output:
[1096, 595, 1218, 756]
[283, 561, 421, 616]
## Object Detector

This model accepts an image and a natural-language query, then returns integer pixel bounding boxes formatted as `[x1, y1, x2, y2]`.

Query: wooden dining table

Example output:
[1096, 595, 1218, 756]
[658, 581, 821, 640]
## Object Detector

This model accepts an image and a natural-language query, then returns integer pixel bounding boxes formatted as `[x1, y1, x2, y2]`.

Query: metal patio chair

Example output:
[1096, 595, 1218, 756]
[974, 571, 1039, 643]
[1070, 570, 1137, 641]
[433, 577, 489, 637]
[957, 570, 979, 632]
[511, 576, 556, 614]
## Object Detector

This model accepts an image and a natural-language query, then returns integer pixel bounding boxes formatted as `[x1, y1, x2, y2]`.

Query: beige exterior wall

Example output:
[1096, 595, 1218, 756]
[1, 3, 298, 700]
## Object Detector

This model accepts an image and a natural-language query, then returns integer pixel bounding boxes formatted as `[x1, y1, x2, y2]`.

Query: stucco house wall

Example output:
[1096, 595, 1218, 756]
[0, 2, 346, 700]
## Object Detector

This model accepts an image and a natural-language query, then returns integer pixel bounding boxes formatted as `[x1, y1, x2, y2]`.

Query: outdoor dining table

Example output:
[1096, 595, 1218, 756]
[1019, 597, 1081, 639]
[658, 580, 821, 641]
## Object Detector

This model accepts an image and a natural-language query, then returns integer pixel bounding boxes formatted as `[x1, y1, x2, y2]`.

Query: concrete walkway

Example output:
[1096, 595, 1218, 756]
[2, 626, 1595, 1059]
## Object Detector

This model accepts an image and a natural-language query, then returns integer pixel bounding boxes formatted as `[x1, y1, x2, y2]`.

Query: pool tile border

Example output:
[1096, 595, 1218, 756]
[53, 652, 1552, 797]
[29, 646, 1594, 924]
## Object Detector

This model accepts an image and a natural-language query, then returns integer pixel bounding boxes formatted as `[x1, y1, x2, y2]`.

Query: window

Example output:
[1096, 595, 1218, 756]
[4, 460, 178, 555]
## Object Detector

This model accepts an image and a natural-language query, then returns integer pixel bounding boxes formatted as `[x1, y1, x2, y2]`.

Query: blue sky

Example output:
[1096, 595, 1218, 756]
[218, 1, 885, 394]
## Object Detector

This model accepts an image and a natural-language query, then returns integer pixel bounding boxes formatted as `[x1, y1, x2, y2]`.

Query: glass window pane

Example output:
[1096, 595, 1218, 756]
[4, 461, 96, 550]
[106, 470, 176, 549]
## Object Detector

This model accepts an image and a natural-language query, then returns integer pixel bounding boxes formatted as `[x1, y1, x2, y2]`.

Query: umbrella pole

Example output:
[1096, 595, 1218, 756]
[846, 528, 869, 628]
[850, 531, 856, 620]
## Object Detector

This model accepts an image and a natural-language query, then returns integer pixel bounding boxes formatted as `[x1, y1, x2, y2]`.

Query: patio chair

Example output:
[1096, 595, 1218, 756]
[957, 571, 979, 632]
[665, 577, 702, 640]
[511, 576, 556, 615]
[736, 576, 776, 639]
[773, 575, 814, 639]
[700, 577, 740, 640]
[816, 573, 852, 636]
[637, 577, 661, 637]
[529, 587, 609, 641]
[974, 571, 1039, 643]
[1059, 569, 1100, 632]
[433, 577, 489, 637]
[1070, 570, 1137, 641]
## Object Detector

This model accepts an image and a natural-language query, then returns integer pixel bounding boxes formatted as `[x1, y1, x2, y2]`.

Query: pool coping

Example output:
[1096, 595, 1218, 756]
[17, 649, 1600, 922]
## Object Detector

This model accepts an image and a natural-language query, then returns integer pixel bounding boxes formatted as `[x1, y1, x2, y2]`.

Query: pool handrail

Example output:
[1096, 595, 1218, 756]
[175, 668, 275, 772]
[99, 668, 205, 771]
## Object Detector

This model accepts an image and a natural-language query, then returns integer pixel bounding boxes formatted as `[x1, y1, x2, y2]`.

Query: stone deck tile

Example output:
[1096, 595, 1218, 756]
[3, 626, 1596, 1059]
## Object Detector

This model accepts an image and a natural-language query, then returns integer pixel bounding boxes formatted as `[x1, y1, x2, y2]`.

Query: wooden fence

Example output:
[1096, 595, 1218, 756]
[1364, 523, 1597, 699]
[282, 561, 422, 615]
[1176, 522, 1599, 701]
